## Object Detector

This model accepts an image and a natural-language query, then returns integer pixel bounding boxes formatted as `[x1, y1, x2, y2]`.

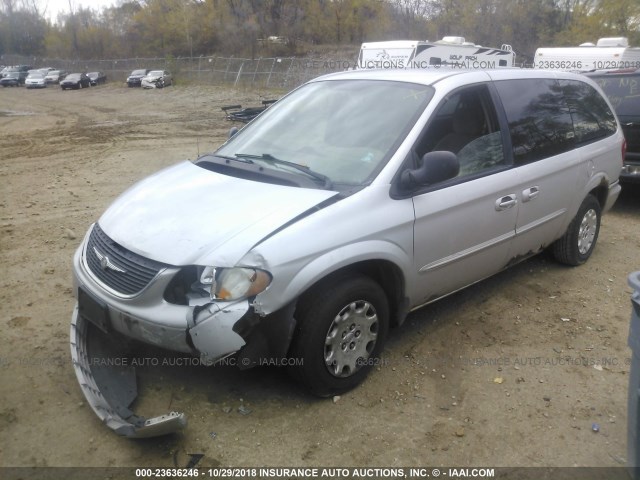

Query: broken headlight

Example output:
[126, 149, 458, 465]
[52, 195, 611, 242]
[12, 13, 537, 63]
[200, 267, 272, 301]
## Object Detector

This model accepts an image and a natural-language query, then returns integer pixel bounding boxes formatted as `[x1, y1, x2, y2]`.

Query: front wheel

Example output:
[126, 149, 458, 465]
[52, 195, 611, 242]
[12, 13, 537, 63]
[552, 194, 601, 266]
[288, 274, 389, 397]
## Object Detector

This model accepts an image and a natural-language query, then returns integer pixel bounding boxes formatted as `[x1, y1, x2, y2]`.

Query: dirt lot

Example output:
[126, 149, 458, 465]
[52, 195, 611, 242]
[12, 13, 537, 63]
[1, 83, 639, 470]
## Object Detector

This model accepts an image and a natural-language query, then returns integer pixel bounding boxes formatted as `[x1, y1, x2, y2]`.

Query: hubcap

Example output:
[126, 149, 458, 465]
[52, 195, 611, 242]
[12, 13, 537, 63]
[324, 300, 378, 378]
[578, 208, 597, 255]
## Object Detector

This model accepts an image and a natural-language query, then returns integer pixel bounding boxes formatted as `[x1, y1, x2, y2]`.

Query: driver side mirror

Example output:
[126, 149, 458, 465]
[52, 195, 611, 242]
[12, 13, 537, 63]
[400, 151, 459, 190]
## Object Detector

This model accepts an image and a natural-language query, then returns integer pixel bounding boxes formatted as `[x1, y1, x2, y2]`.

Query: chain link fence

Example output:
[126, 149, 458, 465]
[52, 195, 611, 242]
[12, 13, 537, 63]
[1, 54, 356, 90]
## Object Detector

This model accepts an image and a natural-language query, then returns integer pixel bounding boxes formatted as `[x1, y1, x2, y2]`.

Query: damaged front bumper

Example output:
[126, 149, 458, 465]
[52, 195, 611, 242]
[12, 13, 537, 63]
[69, 232, 295, 438]
[69, 293, 252, 437]
[70, 306, 187, 437]
[142, 79, 162, 89]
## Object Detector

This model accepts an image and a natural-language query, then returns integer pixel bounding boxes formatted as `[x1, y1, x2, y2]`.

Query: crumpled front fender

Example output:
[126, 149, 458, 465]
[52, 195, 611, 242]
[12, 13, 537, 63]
[70, 307, 187, 438]
[188, 301, 248, 364]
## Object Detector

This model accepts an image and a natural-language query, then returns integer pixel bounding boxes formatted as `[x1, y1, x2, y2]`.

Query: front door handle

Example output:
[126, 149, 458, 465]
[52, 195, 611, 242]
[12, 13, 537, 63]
[522, 186, 540, 202]
[495, 194, 517, 211]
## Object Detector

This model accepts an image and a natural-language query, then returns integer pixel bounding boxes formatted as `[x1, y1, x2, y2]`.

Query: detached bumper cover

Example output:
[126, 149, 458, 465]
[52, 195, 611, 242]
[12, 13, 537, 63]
[70, 307, 187, 438]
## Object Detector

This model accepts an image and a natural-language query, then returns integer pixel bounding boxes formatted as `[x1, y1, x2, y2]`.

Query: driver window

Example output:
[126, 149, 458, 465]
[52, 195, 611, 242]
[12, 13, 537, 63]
[414, 85, 506, 178]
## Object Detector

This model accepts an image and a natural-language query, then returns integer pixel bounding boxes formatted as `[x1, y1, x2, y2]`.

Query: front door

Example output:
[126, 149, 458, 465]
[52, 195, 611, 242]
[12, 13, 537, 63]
[408, 84, 518, 305]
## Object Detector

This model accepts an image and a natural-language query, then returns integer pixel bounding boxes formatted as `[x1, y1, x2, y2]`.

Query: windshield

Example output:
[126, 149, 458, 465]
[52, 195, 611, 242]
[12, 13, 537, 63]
[148, 70, 163, 76]
[215, 79, 433, 186]
[591, 74, 640, 118]
[66, 74, 80, 80]
[132, 70, 146, 75]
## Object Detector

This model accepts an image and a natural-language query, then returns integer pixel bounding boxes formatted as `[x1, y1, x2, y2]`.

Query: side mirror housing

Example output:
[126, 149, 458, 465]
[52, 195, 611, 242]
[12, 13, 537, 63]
[400, 151, 459, 190]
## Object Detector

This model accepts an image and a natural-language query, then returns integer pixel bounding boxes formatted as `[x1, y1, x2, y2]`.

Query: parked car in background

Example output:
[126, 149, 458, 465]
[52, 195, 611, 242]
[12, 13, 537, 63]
[126, 69, 149, 87]
[25, 72, 47, 89]
[87, 71, 107, 86]
[39, 67, 54, 76]
[14, 65, 33, 83]
[141, 70, 173, 88]
[45, 70, 66, 84]
[70, 68, 623, 438]
[1, 65, 32, 85]
[585, 68, 640, 183]
[0, 72, 22, 87]
[60, 73, 91, 90]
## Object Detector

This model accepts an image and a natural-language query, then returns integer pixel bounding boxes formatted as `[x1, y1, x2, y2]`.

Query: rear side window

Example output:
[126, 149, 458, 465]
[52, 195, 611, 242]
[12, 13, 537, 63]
[559, 79, 617, 145]
[495, 79, 574, 165]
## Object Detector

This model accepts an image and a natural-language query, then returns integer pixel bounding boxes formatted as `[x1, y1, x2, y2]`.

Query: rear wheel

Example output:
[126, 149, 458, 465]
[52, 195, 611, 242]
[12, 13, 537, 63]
[288, 274, 389, 397]
[552, 194, 601, 266]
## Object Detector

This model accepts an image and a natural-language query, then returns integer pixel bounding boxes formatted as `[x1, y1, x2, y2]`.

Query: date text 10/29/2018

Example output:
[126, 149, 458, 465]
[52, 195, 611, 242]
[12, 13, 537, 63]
[135, 467, 496, 478]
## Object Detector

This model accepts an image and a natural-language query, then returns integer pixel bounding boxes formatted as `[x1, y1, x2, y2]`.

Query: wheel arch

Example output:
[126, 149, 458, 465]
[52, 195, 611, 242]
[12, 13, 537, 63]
[588, 180, 609, 211]
[294, 258, 409, 329]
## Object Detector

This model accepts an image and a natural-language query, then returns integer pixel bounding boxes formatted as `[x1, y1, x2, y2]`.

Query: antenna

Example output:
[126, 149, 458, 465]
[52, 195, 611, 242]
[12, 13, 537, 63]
[194, 85, 200, 158]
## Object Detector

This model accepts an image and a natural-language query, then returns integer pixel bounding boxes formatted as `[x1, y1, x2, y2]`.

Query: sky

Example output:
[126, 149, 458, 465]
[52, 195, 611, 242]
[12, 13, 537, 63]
[41, 0, 118, 21]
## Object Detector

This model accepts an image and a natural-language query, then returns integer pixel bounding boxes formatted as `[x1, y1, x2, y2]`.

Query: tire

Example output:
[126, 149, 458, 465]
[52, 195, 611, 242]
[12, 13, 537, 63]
[552, 194, 601, 266]
[288, 274, 389, 397]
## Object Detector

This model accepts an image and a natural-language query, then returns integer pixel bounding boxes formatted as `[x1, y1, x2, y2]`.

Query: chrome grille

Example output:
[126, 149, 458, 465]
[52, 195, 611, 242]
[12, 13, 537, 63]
[85, 224, 168, 296]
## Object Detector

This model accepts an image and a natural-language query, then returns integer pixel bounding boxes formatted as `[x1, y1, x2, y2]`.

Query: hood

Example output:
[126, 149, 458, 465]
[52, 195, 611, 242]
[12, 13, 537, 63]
[99, 161, 338, 267]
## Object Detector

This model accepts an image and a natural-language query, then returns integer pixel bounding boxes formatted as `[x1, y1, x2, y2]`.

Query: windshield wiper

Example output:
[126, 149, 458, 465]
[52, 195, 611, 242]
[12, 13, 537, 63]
[235, 153, 333, 189]
[215, 154, 254, 164]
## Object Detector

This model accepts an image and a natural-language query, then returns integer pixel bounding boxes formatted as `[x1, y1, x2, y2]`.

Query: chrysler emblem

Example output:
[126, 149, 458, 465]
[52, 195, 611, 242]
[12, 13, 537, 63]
[93, 247, 126, 273]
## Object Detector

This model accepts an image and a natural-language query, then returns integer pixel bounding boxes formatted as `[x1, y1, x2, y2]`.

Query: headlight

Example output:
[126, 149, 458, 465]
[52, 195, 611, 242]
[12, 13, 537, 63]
[200, 267, 271, 301]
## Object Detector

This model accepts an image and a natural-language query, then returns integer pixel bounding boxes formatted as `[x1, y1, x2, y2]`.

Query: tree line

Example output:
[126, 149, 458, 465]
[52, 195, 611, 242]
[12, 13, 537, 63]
[1, 0, 638, 63]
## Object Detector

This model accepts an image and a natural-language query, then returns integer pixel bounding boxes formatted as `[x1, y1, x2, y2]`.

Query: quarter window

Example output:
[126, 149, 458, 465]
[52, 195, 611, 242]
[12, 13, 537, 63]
[559, 79, 617, 145]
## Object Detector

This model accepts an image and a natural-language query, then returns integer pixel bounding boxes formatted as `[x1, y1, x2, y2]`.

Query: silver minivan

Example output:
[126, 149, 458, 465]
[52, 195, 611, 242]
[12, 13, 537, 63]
[71, 69, 624, 437]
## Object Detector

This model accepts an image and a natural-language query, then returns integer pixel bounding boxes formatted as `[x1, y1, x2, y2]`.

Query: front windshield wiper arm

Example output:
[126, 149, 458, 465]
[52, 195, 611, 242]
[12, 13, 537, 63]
[215, 154, 254, 164]
[235, 153, 333, 189]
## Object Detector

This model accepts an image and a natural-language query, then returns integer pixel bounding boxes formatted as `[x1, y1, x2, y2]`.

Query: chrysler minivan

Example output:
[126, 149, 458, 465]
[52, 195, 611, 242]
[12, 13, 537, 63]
[71, 68, 624, 437]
